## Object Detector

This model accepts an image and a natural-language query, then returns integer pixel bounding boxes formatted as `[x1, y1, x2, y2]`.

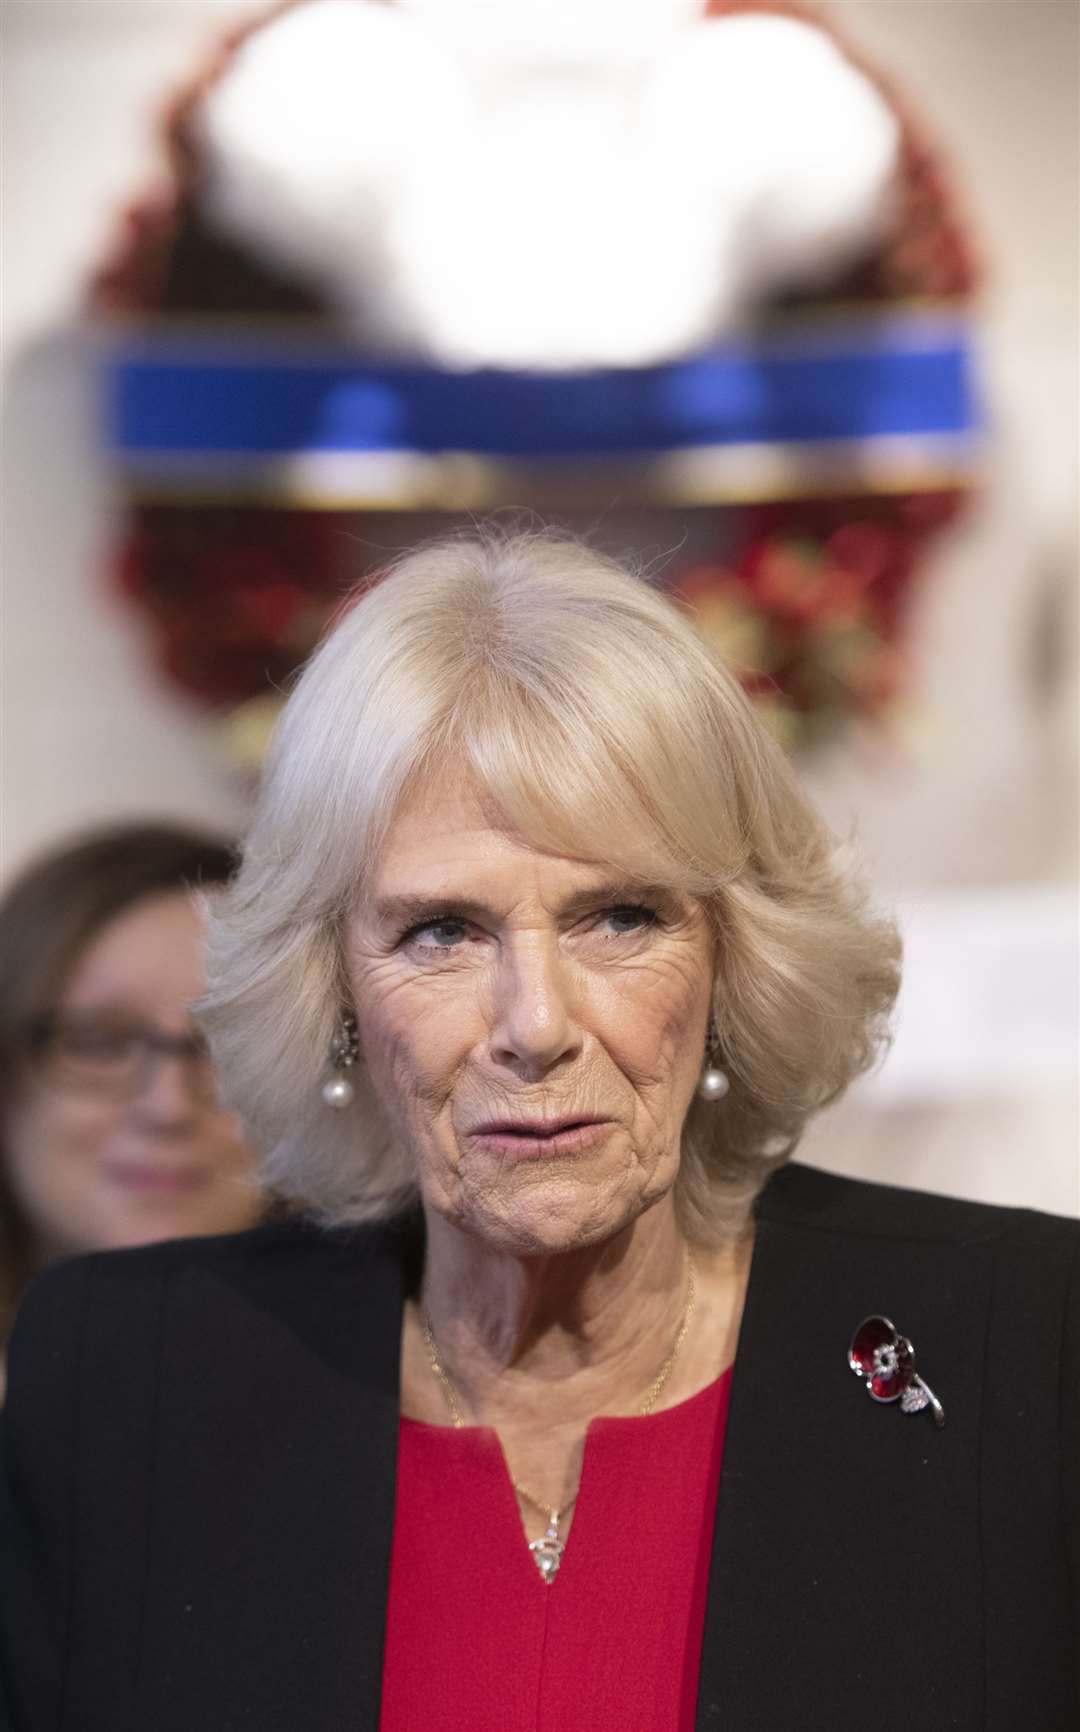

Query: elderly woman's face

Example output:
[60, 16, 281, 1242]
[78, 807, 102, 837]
[345, 777, 714, 1255]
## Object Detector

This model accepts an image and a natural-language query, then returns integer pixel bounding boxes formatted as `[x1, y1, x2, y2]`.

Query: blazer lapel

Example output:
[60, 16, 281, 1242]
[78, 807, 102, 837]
[134, 1223, 408, 1732]
[695, 1175, 992, 1732]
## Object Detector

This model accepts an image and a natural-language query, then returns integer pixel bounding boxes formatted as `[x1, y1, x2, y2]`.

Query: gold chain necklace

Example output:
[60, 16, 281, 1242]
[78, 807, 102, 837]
[420, 1251, 696, 1583]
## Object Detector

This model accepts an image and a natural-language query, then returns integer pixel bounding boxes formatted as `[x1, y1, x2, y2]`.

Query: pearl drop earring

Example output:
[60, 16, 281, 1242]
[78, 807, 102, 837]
[698, 1064, 730, 1102]
[697, 1022, 729, 1102]
[322, 1012, 359, 1109]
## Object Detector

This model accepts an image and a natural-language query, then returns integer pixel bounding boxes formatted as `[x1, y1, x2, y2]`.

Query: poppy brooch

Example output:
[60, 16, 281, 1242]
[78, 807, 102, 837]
[848, 1315, 946, 1428]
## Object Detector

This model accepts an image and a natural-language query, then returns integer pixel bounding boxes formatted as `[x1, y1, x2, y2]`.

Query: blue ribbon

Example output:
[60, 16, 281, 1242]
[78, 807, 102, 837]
[107, 313, 977, 463]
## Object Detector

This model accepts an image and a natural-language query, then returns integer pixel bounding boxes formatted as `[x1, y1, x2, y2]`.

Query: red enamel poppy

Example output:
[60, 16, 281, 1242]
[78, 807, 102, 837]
[848, 1314, 946, 1426]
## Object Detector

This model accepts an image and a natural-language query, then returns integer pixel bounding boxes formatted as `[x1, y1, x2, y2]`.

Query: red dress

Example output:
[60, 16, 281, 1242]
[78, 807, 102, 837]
[379, 1368, 732, 1732]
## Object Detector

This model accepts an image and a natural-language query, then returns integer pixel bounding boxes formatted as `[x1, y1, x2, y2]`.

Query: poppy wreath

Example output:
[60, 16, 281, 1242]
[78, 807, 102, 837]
[92, 0, 979, 758]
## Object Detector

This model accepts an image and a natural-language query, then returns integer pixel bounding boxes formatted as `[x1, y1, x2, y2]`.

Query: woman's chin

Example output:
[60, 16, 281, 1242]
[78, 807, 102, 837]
[435, 1177, 665, 1260]
[83, 1189, 263, 1253]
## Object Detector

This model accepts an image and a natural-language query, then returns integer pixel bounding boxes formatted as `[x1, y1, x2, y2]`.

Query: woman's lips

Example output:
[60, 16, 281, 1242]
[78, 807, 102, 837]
[467, 1117, 614, 1159]
[103, 1162, 213, 1195]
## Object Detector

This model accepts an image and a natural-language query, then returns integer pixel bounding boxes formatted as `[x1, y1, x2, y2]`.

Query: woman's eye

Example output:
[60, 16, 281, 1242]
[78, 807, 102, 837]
[60, 1027, 139, 1063]
[598, 904, 657, 936]
[405, 918, 470, 951]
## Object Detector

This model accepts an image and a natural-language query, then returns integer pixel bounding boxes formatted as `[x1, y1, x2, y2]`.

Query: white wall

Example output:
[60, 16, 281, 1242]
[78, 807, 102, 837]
[795, 1, 1079, 1214]
[2, 1, 253, 859]
[2, 0, 1077, 1212]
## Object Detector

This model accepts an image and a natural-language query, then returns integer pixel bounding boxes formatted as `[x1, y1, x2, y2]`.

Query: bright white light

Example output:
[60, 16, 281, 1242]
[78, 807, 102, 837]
[198, 0, 900, 369]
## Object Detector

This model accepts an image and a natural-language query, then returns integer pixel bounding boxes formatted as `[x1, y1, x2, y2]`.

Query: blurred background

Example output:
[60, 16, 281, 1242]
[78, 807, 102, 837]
[2, 0, 1077, 1215]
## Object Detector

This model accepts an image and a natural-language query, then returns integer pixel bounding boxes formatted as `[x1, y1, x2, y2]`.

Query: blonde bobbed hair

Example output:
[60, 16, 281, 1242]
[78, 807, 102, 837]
[201, 527, 900, 1244]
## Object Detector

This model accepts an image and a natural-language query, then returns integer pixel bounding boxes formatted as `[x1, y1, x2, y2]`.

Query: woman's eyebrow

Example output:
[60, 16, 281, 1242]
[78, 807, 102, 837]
[555, 880, 673, 918]
[370, 882, 674, 928]
[368, 893, 494, 928]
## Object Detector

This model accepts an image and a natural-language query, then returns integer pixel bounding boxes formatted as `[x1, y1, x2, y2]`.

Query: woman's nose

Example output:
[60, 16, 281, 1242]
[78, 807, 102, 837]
[128, 1051, 207, 1130]
[488, 936, 582, 1077]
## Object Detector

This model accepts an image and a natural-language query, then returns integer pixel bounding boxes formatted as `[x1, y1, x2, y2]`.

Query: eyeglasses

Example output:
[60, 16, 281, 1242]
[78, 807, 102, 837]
[25, 1013, 220, 1103]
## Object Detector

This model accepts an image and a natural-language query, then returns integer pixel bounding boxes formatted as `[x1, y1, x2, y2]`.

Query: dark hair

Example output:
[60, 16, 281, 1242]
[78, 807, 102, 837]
[0, 821, 238, 1340]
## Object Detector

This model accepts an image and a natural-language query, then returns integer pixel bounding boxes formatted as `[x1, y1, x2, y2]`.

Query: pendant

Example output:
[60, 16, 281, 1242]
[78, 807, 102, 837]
[528, 1519, 564, 1584]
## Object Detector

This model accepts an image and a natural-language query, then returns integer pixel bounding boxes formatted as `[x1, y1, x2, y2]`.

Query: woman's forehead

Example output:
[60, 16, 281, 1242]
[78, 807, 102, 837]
[60, 891, 206, 1013]
[357, 756, 712, 908]
[362, 767, 683, 909]
[385, 764, 506, 844]
[375, 776, 602, 891]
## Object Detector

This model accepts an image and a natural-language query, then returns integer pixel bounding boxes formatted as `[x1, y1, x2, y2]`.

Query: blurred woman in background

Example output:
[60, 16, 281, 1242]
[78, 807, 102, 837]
[0, 822, 266, 1372]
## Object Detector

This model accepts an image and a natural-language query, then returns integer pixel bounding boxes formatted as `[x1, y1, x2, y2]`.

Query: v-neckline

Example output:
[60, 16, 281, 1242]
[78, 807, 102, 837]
[398, 1364, 734, 1595]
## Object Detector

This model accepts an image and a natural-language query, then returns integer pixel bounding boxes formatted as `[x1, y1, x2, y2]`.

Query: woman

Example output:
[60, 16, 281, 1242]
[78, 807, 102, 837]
[3, 534, 1077, 1732]
[0, 822, 266, 1370]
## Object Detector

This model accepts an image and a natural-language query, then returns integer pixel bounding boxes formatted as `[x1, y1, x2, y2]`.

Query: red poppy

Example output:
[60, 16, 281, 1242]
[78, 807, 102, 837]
[848, 1314, 945, 1424]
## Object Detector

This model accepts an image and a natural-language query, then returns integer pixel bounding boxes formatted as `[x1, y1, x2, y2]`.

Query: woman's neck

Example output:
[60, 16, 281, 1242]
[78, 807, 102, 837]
[409, 1196, 750, 1435]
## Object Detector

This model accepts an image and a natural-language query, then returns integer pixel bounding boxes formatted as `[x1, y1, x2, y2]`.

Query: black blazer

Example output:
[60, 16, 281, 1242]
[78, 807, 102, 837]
[2, 1161, 1078, 1732]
